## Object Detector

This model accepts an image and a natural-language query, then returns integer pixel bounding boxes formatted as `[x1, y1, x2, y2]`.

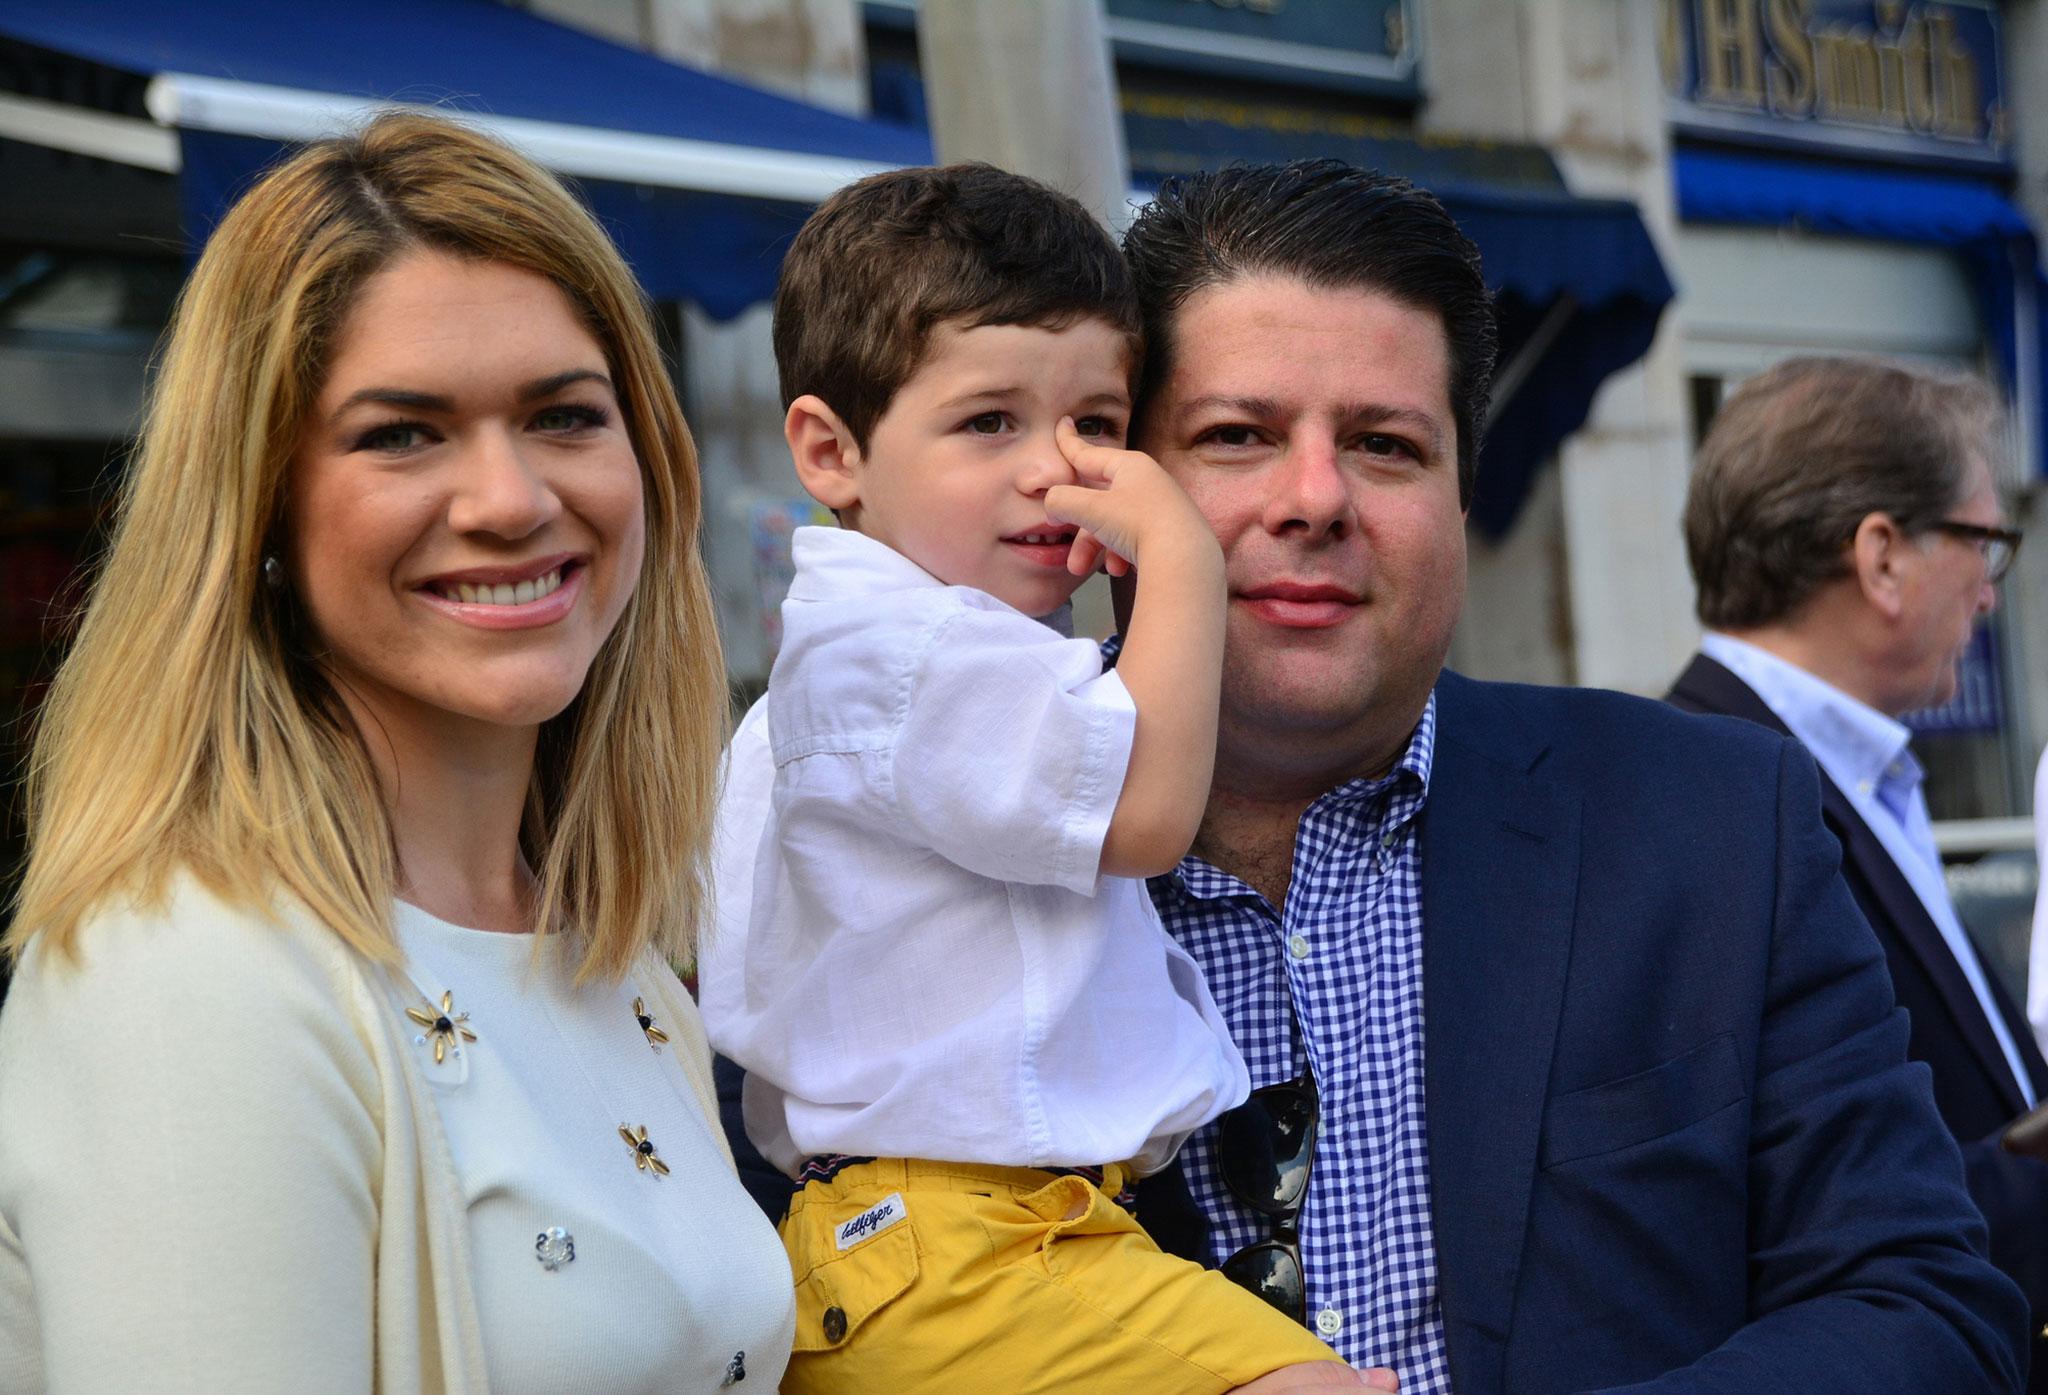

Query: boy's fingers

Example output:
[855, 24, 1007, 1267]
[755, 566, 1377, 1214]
[1044, 483, 1107, 529]
[1046, 484, 1137, 571]
[1054, 416, 1128, 483]
[1066, 529, 1106, 577]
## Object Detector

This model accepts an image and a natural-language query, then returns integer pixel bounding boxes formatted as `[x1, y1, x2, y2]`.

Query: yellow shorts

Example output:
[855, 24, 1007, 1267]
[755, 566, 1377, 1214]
[778, 1157, 1341, 1395]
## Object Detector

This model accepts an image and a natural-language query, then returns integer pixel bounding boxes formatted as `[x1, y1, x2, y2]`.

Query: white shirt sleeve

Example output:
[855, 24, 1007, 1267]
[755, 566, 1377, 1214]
[2028, 743, 2048, 1056]
[700, 694, 774, 1055]
[885, 605, 1137, 897]
[0, 904, 382, 1393]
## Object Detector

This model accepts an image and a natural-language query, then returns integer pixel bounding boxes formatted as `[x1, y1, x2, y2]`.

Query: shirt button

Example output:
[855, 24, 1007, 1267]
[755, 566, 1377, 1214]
[1288, 933, 1311, 960]
[822, 1306, 847, 1344]
[1381, 829, 1398, 849]
[1316, 1306, 1344, 1337]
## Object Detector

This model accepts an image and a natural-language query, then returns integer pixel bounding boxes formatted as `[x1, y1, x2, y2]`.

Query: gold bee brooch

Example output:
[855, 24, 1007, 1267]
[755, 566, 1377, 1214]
[619, 1123, 671, 1176]
[633, 997, 669, 1050]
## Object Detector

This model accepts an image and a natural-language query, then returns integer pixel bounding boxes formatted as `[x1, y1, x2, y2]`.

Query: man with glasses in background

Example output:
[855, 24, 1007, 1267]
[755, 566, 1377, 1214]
[1668, 354, 2048, 1391]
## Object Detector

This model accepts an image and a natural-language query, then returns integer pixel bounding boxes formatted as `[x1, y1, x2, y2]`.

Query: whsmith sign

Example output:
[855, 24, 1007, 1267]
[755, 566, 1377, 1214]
[1659, 0, 2007, 168]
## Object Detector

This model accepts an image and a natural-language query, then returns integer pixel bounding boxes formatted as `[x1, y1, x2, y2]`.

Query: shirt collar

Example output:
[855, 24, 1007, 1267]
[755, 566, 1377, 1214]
[1700, 632, 1916, 796]
[1165, 691, 1437, 904]
[784, 525, 943, 601]
[786, 526, 1075, 637]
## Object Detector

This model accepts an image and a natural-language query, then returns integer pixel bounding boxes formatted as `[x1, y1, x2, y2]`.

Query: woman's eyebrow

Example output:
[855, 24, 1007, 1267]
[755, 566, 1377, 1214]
[328, 369, 613, 422]
[517, 368, 613, 402]
[331, 387, 453, 419]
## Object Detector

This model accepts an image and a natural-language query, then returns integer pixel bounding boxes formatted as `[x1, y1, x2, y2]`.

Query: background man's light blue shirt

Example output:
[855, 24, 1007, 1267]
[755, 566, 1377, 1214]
[1702, 632, 2036, 1107]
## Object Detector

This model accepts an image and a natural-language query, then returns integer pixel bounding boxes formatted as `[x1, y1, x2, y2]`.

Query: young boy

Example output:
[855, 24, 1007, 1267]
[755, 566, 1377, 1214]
[699, 164, 1345, 1392]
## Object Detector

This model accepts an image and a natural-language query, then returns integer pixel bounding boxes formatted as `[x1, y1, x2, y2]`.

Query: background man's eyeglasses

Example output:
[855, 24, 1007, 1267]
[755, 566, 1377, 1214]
[1215, 1070, 1319, 1323]
[1927, 519, 2022, 584]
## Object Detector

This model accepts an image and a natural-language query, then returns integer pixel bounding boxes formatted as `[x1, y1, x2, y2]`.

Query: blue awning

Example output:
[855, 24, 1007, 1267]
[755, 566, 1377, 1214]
[0, 0, 933, 319]
[1433, 181, 1676, 539]
[1676, 146, 2032, 244]
[1676, 146, 2046, 478]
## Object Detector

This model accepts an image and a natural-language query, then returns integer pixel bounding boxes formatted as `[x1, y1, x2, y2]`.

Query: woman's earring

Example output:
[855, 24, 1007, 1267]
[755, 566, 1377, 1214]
[262, 555, 285, 590]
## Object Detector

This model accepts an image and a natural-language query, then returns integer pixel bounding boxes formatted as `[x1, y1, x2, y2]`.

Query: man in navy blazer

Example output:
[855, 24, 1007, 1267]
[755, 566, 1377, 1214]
[716, 167, 2027, 1391]
[1665, 355, 2047, 1389]
[1111, 165, 2023, 1391]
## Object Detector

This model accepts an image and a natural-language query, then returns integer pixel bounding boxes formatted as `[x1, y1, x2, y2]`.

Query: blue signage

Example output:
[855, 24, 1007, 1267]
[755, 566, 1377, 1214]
[864, 0, 1420, 99]
[1659, 0, 2008, 169]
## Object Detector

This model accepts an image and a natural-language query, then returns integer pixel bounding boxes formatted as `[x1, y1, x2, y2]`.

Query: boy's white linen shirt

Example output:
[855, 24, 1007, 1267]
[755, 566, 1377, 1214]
[704, 526, 1248, 1178]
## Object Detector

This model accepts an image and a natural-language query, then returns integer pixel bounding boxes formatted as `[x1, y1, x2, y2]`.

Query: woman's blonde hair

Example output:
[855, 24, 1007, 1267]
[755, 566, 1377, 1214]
[6, 111, 725, 981]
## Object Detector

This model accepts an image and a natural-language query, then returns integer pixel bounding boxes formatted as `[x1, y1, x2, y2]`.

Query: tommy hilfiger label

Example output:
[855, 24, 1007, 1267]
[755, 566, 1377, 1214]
[836, 1193, 907, 1250]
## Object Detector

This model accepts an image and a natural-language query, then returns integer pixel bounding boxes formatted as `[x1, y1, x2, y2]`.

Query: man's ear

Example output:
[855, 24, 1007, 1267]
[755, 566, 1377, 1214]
[1849, 510, 1912, 621]
[785, 395, 863, 513]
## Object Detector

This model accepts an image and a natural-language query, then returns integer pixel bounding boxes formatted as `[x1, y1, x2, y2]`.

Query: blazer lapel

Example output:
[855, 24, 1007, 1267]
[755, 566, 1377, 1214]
[1672, 653, 2030, 1114]
[1421, 673, 1582, 1386]
[1823, 785, 2030, 1115]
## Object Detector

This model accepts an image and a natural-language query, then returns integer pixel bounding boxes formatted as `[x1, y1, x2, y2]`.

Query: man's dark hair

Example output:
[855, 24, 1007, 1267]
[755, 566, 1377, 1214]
[1122, 159, 1497, 505]
[1684, 355, 2000, 629]
[773, 163, 1141, 448]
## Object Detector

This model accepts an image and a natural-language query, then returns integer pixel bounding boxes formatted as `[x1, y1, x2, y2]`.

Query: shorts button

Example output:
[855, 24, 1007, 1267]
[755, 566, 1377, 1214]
[822, 1306, 848, 1344]
[1315, 1306, 1343, 1337]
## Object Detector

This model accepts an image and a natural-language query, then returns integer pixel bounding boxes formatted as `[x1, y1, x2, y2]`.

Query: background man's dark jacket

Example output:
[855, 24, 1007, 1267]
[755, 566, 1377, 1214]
[1671, 649, 2048, 1390]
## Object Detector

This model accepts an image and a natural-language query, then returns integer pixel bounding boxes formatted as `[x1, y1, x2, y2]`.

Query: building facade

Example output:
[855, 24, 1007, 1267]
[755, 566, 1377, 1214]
[1, 0, 2042, 916]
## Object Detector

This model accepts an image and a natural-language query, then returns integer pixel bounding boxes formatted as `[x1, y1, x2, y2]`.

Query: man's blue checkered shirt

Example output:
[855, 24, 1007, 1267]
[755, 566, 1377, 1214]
[1151, 694, 1448, 1392]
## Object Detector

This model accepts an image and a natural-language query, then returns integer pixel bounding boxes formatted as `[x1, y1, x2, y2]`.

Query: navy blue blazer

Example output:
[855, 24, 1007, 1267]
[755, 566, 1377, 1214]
[1671, 650, 2048, 1390]
[1131, 672, 2024, 1392]
[720, 670, 2027, 1392]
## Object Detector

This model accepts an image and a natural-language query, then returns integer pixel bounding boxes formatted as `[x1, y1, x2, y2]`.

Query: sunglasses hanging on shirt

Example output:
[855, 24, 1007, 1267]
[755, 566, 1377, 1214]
[1216, 1068, 1320, 1324]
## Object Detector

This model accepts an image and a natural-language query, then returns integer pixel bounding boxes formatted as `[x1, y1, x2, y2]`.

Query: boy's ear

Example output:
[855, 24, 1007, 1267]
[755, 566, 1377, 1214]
[785, 395, 864, 512]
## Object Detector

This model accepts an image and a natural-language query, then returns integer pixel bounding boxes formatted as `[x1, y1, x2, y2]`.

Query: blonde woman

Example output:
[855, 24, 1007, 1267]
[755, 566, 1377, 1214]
[0, 113, 794, 1392]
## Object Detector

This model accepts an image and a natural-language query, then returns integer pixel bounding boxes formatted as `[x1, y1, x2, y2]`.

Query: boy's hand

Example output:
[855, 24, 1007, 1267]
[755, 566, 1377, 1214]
[1055, 416, 1227, 878]
[1046, 417, 1220, 580]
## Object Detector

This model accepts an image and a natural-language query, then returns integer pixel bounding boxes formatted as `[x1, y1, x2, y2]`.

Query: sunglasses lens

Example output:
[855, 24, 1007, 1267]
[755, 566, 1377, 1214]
[1217, 1083, 1316, 1214]
[1222, 1240, 1306, 1322]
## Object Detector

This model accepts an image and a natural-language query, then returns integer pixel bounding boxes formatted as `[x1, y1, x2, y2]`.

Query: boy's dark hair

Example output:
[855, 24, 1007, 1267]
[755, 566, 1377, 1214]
[773, 163, 1141, 446]
[1123, 160, 1497, 506]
